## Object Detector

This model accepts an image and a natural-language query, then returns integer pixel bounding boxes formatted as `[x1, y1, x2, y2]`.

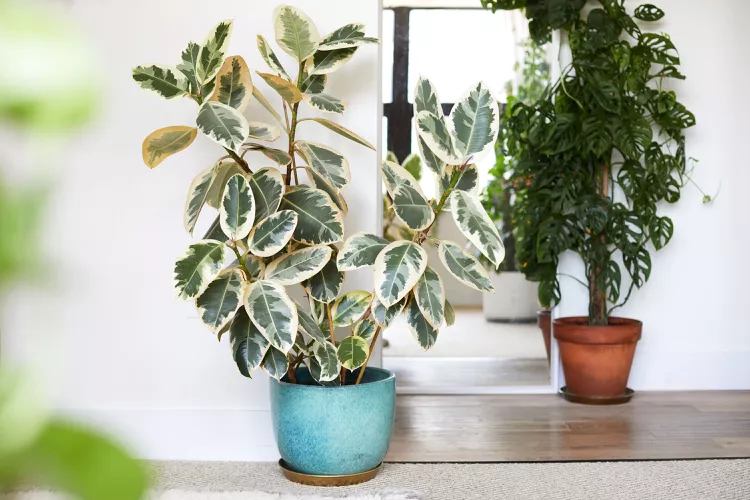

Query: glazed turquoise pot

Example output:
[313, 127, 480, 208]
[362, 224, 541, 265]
[270, 366, 396, 476]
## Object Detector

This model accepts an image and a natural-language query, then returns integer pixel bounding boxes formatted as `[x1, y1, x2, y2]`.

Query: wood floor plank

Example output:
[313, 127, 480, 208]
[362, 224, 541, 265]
[386, 391, 750, 462]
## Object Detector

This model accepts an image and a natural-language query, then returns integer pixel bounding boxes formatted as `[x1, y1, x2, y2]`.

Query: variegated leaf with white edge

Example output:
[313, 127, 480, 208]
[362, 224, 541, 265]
[210, 56, 253, 111]
[450, 81, 500, 162]
[313, 341, 340, 382]
[304, 258, 344, 304]
[243, 254, 266, 280]
[301, 118, 375, 150]
[418, 135, 446, 178]
[332, 290, 372, 327]
[203, 216, 228, 243]
[438, 240, 494, 292]
[337, 335, 369, 371]
[414, 266, 445, 329]
[336, 232, 389, 271]
[302, 93, 345, 114]
[304, 166, 348, 215]
[177, 42, 201, 93]
[206, 161, 245, 209]
[261, 346, 289, 380]
[280, 186, 344, 245]
[256, 34, 289, 80]
[371, 296, 406, 329]
[444, 298, 456, 326]
[416, 110, 460, 166]
[296, 141, 350, 190]
[249, 145, 292, 167]
[141, 126, 197, 169]
[244, 280, 298, 354]
[198, 20, 233, 83]
[196, 101, 249, 152]
[406, 298, 438, 350]
[318, 23, 378, 51]
[373, 241, 427, 307]
[265, 245, 332, 286]
[230, 307, 269, 377]
[380, 160, 423, 198]
[220, 174, 255, 241]
[196, 268, 244, 332]
[249, 167, 284, 225]
[256, 72, 303, 104]
[132, 65, 188, 99]
[310, 47, 358, 75]
[247, 210, 297, 258]
[173, 240, 227, 300]
[451, 190, 505, 269]
[247, 122, 281, 142]
[392, 184, 434, 231]
[184, 162, 220, 235]
[273, 5, 320, 61]
[296, 305, 329, 344]
[252, 87, 283, 124]
[353, 317, 378, 341]
[441, 163, 479, 194]
[300, 73, 326, 94]
[413, 76, 443, 117]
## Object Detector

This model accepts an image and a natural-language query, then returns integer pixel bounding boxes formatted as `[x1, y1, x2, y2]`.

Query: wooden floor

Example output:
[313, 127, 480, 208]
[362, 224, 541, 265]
[383, 357, 550, 388]
[385, 391, 750, 462]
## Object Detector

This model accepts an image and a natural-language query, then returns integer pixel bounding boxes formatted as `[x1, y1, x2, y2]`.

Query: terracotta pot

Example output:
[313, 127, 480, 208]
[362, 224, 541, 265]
[554, 316, 642, 398]
[537, 310, 552, 365]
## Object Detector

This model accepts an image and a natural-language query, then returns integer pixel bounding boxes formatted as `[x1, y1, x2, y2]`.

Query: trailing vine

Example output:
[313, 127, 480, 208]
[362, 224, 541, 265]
[481, 0, 700, 324]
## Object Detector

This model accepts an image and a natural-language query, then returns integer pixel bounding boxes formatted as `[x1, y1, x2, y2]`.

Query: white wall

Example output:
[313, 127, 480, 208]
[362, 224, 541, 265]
[556, 0, 750, 391]
[1, 0, 381, 460]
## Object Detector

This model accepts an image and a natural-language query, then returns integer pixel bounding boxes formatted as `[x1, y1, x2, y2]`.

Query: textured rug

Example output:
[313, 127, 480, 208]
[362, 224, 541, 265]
[149, 459, 750, 500]
[14, 460, 750, 499]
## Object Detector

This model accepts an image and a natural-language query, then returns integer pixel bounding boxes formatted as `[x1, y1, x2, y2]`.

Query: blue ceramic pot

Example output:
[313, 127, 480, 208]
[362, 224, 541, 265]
[270, 366, 396, 476]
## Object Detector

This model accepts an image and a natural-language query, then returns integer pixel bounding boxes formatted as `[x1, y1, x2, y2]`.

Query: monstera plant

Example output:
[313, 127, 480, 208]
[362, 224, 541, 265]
[483, 0, 704, 403]
[132, 5, 504, 389]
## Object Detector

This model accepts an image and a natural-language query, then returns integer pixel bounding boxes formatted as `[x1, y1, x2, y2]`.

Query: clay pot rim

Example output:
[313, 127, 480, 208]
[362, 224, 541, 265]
[553, 316, 642, 345]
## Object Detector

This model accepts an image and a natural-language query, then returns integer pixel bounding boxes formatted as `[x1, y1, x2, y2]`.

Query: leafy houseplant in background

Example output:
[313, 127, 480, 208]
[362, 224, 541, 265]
[481, 38, 549, 328]
[132, 5, 503, 482]
[483, 0, 700, 403]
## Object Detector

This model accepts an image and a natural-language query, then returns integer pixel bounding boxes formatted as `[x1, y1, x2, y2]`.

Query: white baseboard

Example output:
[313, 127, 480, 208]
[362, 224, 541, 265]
[58, 408, 279, 461]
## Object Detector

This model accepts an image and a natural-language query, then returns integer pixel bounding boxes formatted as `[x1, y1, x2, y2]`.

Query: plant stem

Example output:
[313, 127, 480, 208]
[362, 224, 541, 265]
[285, 62, 306, 186]
[224, 147, 251, 173]
[413, 161, 466, 243]
[355, 326, 382, 385]
[589, 159, 609, 325]
[326, 303, 335, 345]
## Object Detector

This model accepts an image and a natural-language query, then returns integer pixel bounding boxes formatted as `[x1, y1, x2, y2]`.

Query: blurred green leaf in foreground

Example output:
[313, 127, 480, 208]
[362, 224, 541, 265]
[0, 1, 147, 498]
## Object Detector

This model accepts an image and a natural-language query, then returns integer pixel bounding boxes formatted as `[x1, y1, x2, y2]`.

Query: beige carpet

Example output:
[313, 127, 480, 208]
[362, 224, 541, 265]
[145, 459, 750, 500]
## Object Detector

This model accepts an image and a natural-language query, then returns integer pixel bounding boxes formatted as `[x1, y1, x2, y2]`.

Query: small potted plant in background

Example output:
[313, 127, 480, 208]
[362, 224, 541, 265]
[486, 0, 704, 403]
[132, 5, 503, 483]
[481, 39, 549, 327]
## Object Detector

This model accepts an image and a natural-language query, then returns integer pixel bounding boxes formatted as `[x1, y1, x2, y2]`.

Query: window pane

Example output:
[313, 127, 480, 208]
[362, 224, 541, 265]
[382, 9, 394, 103]
[408, 9, 516, 103]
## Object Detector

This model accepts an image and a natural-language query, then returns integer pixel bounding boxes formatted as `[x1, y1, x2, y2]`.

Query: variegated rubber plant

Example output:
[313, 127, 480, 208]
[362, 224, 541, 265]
[132, 5, 504, 386]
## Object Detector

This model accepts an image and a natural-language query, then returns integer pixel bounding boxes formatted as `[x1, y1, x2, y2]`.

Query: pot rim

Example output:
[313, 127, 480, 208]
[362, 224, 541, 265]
[273, 366, 395, 390]
[553, 316, 643, 327]
[553, 316, 642, 344]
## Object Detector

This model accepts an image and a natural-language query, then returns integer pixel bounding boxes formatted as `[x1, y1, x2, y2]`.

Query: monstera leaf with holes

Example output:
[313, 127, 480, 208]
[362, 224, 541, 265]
[132, 6, 506, 389]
